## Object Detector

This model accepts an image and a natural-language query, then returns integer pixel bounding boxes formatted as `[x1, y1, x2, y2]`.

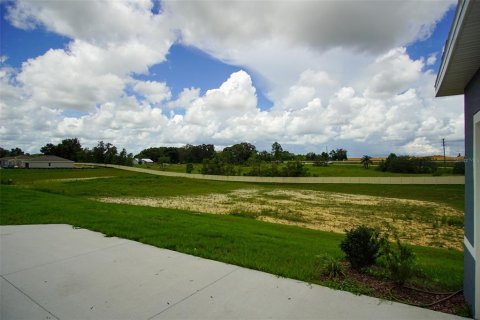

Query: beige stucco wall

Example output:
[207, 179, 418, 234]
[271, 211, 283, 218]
[24, 161, 74, 169]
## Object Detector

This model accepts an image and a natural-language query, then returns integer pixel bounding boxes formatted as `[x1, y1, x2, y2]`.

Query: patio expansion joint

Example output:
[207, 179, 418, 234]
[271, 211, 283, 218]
[146, 267, 240, 320]
[1, 275, 60, 320]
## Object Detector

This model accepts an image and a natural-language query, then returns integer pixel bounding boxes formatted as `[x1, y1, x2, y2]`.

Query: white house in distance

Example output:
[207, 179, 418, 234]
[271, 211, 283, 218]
[132, 158, 154, 165]
[435, 0, 480, 317]
[0, 155, 74, 169]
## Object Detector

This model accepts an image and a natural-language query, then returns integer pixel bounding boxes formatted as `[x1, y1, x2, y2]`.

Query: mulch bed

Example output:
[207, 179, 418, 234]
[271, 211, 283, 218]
[322, 263, 469, 316]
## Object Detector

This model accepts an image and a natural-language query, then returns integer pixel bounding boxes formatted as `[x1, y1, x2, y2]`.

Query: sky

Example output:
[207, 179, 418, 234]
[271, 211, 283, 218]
[0, 0, 465, 157]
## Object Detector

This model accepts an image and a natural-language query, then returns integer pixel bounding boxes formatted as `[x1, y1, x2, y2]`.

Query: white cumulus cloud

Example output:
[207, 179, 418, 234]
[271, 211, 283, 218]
[0, 0, 464, 157]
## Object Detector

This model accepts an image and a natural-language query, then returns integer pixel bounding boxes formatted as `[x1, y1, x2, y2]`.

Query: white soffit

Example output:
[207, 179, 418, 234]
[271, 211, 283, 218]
[435, 0, 480, 97]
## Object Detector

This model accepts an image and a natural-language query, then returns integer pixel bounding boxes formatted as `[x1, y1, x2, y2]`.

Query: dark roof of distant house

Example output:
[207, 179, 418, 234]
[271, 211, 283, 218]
[0, 155, 31, 160]
[0, 155, 74, 162]
[27, 155, 74, 162]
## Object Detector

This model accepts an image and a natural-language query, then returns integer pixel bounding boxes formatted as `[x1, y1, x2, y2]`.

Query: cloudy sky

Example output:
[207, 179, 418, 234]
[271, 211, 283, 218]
[0, 0, 465, 156]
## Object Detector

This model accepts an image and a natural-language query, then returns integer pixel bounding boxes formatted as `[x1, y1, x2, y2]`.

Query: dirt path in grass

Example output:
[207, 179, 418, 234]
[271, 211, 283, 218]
[97, 188, 463, 250]
[49, 176, 116, 182]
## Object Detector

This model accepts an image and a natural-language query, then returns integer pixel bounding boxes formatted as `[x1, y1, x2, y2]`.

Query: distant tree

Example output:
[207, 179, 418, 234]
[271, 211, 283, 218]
[378, 153, 397, 172]
[116, 148, 128, 165]
[135, 147, 164, 162]
[281, 160, 309, 177]
[320, 152, 329, 161]
[79, 148, 94, 162]
[104, 143, 118, 164]
[58, 138, 83, 161]
[179, 144, 215, 163]
[158, 156, 170, 169]
[361, 155, 373, 169]
[452, 161, 465, 175]
[0, 147, 9, 158]
[9, 147, 24, 156]
[41, 138, 83, 161]
[329, 148, 348, 161]
[164, 147, 180, 163]
[115, 148, 133, 166]
[257, 150, 272, 162]
[222, 142, 257, 164]
[378, 154, 436, 174]
[281, 150, 295, 161]
[93, 141, 107, 163]
[40, 143, 56, 155]
[305, 152, 317, 161]
[271, 142, 283, 162]
[201, 154, 235, 175]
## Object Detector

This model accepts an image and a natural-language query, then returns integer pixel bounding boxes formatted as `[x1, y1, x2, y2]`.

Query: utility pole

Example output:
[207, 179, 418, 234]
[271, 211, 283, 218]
[442, 138, 446, 169]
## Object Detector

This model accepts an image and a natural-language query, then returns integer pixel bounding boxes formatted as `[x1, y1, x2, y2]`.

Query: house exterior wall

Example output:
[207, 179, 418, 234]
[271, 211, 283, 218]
[464, 68, 480, 315]
[23, 161, 74, 169]
[0, 159, 14, 168]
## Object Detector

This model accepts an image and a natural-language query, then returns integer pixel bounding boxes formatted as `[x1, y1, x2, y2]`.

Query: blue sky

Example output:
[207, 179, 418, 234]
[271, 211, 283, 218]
[0, 1, 464, 156]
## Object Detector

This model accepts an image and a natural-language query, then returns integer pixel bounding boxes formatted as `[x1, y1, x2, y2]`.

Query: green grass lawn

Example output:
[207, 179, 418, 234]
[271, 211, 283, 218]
[0, 184, 463, 292]
[135, 162, 459, 177]
[0, 167, 135, 184]
[306, 164, 455, 177]
[1, 168, 464, 210]
[0, 168, 465, 298]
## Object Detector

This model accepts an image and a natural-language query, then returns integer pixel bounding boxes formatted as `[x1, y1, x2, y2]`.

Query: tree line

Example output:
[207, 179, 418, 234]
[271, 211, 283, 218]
[37, 138, 135, 165]
[135, 142, 348, 165]
[134, 142, 349, 177]
[0, 147, 25, 158]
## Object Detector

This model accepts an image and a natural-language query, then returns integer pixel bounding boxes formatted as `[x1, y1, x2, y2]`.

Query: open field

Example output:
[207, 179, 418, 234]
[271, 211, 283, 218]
[99, 187, 463, 250]
[0, 168, 465, 309]
[135, 163, 460, 177]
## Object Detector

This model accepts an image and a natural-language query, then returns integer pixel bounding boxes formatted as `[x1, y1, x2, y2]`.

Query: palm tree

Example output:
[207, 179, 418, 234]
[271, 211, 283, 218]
[361, 155, 372, 169]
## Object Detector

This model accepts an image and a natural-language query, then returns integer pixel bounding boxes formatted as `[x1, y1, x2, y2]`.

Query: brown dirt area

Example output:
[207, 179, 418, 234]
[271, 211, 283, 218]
[320, 262, 468, 316]
[96, 188, 463, 250]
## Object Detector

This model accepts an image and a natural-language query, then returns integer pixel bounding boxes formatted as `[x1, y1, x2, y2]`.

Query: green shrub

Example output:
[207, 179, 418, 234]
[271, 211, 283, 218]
[377, 153, 437, 174]
[185, 163, 194, 174]
[201, 156, 236, 175]
[321, 257, 345, 279]
[281, 160, 310, 177]
[452, 161, 465, 174]
[379, 233, 418, 285]
[340, 225, 382, 270]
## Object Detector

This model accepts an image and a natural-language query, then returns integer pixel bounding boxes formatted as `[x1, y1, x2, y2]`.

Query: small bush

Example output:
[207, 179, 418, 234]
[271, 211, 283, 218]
[378, 228, 419, 285]
[340, 225, 382, 270]
[441, 215, 463, 227]
[321, 257, 345, 279]
[186, 163, 194, 173]
[378, 232, 418, 285]
[281, 160, 310, 177]
[452, 161, 465, 174]
[313, 159, 329, 167]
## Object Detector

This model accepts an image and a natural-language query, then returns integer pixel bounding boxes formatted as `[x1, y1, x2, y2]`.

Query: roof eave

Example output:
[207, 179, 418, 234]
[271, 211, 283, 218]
[435, 0, 468, 97]
[435, 0, 480, 97]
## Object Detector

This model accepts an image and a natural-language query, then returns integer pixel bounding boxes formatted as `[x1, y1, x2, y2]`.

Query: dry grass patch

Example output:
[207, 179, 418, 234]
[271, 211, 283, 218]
[97, 188, 463, 250]
[48, 176, 116, 182]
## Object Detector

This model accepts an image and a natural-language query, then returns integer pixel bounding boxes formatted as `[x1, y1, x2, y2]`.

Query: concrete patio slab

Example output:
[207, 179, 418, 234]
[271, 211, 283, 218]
[0, 225, 468, 320]
[1, 278, 54, 320]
